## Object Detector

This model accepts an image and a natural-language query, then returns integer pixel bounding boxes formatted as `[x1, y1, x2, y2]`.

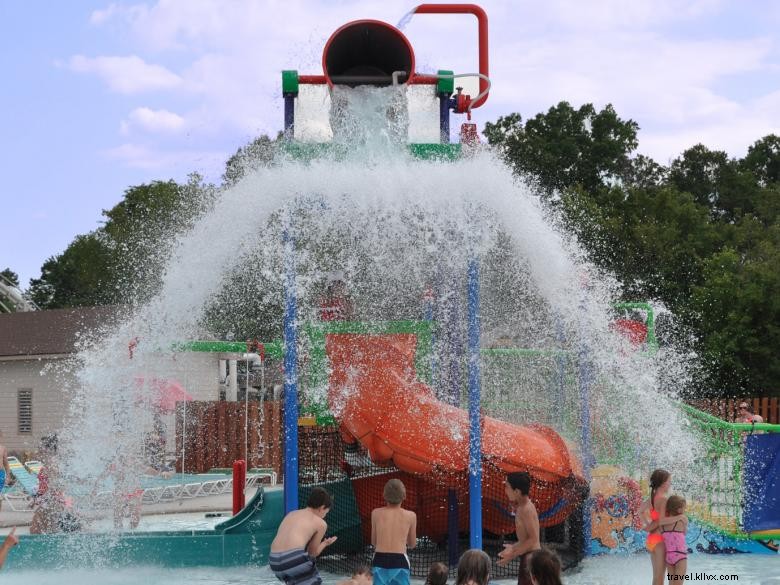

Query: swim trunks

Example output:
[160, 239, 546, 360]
[517, 550, 540, 585]
[662, 521, 688, 566]
[0, 470, 6, 490]
[372, 552, 410, 585]
[270, 548, 322, 585]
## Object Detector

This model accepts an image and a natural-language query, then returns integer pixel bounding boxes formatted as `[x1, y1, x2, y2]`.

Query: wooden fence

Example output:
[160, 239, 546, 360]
[687, 397, 779, 425]
[175, 400, 283, 475]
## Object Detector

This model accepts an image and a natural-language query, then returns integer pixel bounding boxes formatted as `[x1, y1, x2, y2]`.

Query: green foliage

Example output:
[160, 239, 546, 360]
[489, 103, 780, 396]
[484, 102, 639, 197]
[222, 134, 280, 186]
[1, 268, 19, 287]
[29, 174, 216, 309]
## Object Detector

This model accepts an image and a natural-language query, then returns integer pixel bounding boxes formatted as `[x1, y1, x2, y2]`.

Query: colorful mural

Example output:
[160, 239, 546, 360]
[589, 465, 778, 556]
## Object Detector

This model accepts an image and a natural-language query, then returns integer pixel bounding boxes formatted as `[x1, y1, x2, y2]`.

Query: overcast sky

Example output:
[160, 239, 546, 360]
[2, 0, 779, 288]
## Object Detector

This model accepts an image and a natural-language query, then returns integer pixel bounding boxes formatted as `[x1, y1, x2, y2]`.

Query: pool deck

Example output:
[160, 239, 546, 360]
[0, 488, 257, 533]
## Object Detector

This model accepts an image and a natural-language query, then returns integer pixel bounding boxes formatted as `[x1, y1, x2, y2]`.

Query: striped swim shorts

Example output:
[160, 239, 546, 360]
[269, 548, 322, 585]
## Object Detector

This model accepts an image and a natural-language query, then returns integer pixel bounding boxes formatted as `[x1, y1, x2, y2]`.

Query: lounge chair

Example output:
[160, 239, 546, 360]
[1, 457, 38, 512]
[24, 460, 43, 475]
[7, 456, 38, 496]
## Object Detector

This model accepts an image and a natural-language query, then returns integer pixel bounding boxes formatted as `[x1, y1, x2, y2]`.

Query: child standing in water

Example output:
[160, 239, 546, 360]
[638, 469, 671, 585]
[270, 487, 338, 585]
[497, 471, 541, 585]
[660, 495, 688, 579]
[371, 478, 417, 585]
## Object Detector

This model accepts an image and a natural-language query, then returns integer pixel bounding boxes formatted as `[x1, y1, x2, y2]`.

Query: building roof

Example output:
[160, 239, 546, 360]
[0, 306, 122, 357]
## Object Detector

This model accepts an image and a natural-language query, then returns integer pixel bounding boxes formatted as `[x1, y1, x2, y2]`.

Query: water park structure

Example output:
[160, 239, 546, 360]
[2, 3, 779, 578]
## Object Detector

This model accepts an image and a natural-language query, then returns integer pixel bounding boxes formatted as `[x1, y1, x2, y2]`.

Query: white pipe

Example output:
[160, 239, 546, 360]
[228, 360, 238, 401]
[435, 72, 492, 112]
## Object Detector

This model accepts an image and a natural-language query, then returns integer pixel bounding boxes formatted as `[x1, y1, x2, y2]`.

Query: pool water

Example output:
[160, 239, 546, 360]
[9, 554, 780, 585]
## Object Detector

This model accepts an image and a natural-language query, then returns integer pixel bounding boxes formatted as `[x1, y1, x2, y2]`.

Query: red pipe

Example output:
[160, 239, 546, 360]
[298, 75, 327, 84]
[233, 459, 246, 514]
[299, 74, 437, 85]
[412, 4, 489, 108]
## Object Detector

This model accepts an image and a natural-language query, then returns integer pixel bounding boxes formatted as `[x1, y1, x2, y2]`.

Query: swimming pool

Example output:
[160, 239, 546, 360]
[8, 554, 780, 585]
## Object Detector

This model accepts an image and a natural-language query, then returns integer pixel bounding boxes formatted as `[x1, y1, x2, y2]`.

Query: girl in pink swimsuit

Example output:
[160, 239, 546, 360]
[660, 495, 689, 579]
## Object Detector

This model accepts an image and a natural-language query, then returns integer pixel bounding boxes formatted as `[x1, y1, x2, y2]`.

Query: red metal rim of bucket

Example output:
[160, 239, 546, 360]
[322, 19, 416, 87]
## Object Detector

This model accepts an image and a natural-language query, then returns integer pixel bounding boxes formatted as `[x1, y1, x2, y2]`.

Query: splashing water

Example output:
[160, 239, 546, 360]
[54, 86, 704, 559]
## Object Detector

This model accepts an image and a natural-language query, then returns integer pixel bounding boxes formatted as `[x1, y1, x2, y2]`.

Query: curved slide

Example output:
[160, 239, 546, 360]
[326, 333, 588, 532]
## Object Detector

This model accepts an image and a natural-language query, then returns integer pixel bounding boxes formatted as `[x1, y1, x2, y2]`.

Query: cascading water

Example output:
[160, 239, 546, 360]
[52, 86, 704, 561]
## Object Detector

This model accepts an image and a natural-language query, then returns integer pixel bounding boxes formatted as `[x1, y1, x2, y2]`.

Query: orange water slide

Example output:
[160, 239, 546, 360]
[326, 333, 588, 531]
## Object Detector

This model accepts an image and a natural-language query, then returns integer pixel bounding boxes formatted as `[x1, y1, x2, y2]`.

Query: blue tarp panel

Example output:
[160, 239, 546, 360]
[743, 432, 780, 533]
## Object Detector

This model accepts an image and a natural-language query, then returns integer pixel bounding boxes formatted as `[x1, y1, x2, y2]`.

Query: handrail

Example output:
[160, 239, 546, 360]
[411, 4, 489, 108]
[679, 402, 780, 433]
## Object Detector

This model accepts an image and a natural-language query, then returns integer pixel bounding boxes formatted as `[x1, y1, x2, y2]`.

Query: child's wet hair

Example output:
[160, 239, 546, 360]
[529, 549, 562, 585]
[666, 495, 686, 516]
[383, 478, 406, 505]
[352, 565, 372, 578]
[307, 487, 333, 509]
[507, 471, 531, 496]
[456, 549, 490, 585]
[426, 561, 448, 585]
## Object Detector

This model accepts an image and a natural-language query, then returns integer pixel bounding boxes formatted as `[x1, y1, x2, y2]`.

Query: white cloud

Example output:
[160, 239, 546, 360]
[103, 142, 226, 174]
[80, 0, 780, 164]
[124, 107, 186, 134]
[67, 55, 182, 94]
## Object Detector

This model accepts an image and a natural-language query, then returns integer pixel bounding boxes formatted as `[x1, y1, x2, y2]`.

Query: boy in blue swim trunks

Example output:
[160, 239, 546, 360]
[371, 478, 417, 585]
[270, 487, 337, 585]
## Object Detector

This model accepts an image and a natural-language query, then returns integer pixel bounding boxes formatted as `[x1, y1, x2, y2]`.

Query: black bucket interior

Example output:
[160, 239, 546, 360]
[324, 21, 414, 87]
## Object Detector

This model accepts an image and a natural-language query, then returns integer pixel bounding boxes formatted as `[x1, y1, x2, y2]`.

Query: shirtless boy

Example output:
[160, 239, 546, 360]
[497, 472, 541, 585]
[270, 487, 337, 585]
[371, 478, 417, 585]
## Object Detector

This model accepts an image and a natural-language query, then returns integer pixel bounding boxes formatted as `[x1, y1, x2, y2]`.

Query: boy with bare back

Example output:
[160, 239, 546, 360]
[371, 478, 417, 585]
[270, 487, 337, 585]
[497, 472, 541, 585]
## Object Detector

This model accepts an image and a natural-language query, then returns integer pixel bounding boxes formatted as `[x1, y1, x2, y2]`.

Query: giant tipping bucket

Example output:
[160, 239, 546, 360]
[323, 20, 415, 87]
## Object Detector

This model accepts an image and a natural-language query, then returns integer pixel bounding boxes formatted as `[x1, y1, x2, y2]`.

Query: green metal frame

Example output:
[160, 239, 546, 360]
[280, 141, 461, 162]
[613, 301, 659, 352]
[174, 340, 283, 359]
[301, 320, 434, 425]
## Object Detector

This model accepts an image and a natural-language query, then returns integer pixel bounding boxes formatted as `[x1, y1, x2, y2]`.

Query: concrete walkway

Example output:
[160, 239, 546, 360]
[0, 488, 261, 534]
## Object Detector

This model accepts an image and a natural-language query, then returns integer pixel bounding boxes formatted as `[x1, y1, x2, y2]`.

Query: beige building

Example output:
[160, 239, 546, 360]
[0, 307, 252, 454]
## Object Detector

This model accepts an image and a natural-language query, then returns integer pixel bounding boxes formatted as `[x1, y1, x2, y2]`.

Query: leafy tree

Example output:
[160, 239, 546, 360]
[1, 268, 19, 286]
[741, 134, 780, 186]
[669, 144, 758, 219]
[484, 102, 639, 197]
[222, 134, 280, 186]
[29, 174, 216, 309]
[29, 233, 115, 308]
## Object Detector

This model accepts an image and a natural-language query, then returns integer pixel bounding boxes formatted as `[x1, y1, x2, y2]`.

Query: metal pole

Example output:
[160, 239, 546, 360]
[283, 212, 299, 514]
[467, 258, 482, 549]
[245, 356, 249, 466]
[284, 95, 295, 139]
[439, 94, 451, 144]
[577, 282, 595, 556]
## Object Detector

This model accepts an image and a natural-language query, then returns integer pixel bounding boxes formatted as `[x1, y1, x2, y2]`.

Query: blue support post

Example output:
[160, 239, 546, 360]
[554, 317, 567, 427]
[283, 215, 299, 515]
[439, 94, 451, 144]
[577, 312, 595, 556]
[423, 287, 437, 389]
[467, 258, 482, 550]
[284, 95, 295, 138]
